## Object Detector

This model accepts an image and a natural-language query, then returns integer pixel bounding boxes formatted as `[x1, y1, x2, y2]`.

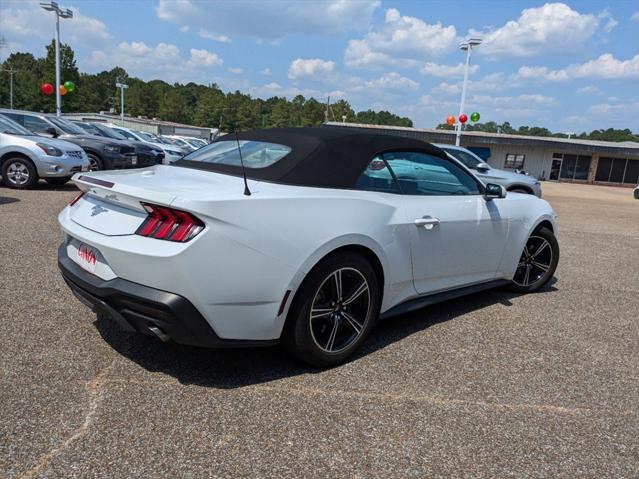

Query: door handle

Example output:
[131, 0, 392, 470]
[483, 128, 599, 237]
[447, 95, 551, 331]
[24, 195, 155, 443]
[414, 216, 440, 229]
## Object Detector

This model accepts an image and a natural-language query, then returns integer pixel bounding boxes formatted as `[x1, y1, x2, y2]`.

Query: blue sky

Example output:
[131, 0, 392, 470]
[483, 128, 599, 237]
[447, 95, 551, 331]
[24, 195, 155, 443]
[2, 0, 638, 132]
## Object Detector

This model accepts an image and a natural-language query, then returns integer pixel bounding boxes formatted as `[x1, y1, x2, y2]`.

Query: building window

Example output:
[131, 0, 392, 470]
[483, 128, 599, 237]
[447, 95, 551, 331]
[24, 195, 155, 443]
[595, 157, 639, 184]
[504, 153, 525, 169]
[555, 153, 592, 181]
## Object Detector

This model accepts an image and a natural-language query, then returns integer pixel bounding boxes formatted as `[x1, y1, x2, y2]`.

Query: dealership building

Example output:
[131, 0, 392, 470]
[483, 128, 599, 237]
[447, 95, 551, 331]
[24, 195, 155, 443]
[328, 122, 639, 187]
[63, 112, 217, 140]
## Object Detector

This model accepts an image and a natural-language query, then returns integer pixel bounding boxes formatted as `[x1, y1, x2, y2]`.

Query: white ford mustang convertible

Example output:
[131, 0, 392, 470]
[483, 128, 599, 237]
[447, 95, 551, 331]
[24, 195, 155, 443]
[58, 127, 559, 366]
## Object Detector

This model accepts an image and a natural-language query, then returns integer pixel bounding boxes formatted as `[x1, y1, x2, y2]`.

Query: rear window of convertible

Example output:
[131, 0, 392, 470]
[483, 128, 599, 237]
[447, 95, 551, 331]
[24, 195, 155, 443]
[182, 140, 291, 169]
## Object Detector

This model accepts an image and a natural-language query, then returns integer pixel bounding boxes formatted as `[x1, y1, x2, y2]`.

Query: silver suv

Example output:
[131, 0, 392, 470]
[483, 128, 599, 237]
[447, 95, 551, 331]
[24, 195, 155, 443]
[0, 114, 89, 189]
[434, 143, 542, 197]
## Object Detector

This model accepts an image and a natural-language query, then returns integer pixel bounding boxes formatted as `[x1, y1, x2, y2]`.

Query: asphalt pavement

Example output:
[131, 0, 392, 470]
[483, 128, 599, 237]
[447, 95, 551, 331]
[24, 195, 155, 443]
[1, 181, 638, 478]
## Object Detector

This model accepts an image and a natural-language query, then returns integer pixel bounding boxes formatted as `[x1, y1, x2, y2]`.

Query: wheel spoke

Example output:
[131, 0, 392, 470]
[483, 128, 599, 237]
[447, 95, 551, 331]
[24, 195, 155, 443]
[531, 260, 549, 272]
[310, 307, 333, 320]
[342, 312, 363, 334]
[343, 281, 368, 306]
[531, 240, 549, 259]
[523, 265, 531, 286]
[325, 318, 339, 351]
[333, 270, 343, 300]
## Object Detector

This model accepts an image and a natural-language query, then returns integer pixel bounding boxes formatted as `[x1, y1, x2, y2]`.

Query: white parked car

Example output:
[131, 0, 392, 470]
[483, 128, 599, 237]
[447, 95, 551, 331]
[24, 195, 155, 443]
[634, 185, 639, 199]
[0, 114, 89, 188]
[104, 124, 183, 164]
[58, 128, 559, 366]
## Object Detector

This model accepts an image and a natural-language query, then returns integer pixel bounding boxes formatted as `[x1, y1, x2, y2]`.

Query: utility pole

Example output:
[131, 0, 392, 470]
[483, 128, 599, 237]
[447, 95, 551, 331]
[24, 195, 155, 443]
[115, 80, 128, 125]
[40, 2, 73, 117]
[2, 67, 16, 109]
[455, 38, 482, 146]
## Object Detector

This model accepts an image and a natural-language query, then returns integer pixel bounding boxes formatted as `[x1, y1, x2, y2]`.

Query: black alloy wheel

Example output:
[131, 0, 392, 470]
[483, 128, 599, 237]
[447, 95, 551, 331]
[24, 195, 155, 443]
[283, 252, 380, 367]
[509, 227, 559, 293]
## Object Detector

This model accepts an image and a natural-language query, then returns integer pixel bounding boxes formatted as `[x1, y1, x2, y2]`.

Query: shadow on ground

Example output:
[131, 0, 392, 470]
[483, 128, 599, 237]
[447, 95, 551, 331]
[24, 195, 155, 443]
[95, 281, 558, 389]
[0, 196, 20, 205]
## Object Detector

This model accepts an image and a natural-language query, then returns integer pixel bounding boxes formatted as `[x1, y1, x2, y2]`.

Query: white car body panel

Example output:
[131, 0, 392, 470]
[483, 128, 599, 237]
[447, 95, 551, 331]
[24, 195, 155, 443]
[59, 164, 557, 341]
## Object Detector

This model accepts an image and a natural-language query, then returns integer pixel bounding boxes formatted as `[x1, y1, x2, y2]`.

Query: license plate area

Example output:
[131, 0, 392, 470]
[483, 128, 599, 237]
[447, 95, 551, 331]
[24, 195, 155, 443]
[67, 238, 117, 280]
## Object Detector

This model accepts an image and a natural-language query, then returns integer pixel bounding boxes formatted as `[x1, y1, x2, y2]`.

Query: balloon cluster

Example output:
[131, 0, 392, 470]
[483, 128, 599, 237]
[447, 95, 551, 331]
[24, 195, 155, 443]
[446, 112, 480, 125]
[40, 81, 76, 96]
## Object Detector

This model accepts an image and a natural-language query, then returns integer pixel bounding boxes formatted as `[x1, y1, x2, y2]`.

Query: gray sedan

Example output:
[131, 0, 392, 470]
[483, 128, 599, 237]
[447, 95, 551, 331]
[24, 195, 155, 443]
[434, 143, 542, 197]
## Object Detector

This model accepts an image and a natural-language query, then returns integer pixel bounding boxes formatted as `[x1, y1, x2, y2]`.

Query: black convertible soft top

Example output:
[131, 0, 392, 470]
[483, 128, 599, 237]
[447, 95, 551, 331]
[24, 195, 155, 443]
[175, 127, 447, 189]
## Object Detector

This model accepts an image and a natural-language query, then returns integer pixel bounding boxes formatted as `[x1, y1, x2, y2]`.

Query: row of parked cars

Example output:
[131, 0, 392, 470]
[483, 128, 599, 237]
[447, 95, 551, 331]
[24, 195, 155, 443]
[0, 108, 209, 189]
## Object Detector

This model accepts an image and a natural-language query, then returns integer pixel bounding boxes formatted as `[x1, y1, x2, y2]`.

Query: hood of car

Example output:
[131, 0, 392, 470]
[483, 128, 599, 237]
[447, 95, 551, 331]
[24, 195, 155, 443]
[479, 167, 538, 185]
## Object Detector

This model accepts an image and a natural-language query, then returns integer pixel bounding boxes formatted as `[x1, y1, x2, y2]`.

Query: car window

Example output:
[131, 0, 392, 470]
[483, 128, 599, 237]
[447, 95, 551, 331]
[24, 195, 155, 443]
[442, 148, 482, 169]
[383, 151, 481, 196]
[113, 128, 137, 140]
[0, 114, 33, 135]
[23, 115, 51, 134]
[47, 117, 86, 135]
[355, 156, 400, 194]
[183, 140, 291, 168]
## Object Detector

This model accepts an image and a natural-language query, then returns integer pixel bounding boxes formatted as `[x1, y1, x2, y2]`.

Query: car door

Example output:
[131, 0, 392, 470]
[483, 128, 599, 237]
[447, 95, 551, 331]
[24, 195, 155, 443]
[382, 151, 510, 294]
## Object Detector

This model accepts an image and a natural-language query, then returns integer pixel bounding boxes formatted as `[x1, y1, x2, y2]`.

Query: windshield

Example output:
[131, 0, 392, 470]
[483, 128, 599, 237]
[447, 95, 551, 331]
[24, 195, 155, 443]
[0, 114, 33, 135]
[188, 138, 207, 148]
[137, 131, 162, 142]
[48, 116, 87, 135]
[74, 122, 100, 135]
[183, 140, 291, 168]
[92, 123, 128, 140]
[442, 148, 482, 169]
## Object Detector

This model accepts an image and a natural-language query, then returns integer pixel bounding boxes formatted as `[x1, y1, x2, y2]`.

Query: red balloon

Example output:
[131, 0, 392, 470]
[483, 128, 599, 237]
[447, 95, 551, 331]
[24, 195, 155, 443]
[446, 115, 456, 125]
[459, 114, 468, 124]
[41, 83, 54, 96]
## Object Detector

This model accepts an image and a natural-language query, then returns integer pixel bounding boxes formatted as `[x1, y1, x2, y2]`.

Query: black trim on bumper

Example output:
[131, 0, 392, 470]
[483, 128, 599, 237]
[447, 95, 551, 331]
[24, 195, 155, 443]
[58, 244, 278, 348]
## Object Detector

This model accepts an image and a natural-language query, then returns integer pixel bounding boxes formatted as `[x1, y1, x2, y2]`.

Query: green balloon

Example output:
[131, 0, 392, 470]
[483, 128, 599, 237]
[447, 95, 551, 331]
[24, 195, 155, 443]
[63, 81, 75, 92]
[470, 111, 480, 122]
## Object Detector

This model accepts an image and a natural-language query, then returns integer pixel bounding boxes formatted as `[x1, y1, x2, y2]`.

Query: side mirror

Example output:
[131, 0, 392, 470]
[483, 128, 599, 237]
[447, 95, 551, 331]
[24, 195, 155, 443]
[475, 162, 490, 171]
[484, 183, 506, 201]
[45, 126, 59, 138]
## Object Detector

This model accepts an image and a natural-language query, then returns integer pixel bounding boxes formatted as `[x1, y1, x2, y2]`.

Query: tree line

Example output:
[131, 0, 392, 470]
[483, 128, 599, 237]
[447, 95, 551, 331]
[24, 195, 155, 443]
[0, 41, 412, 131]
[436, 121, 638, 143]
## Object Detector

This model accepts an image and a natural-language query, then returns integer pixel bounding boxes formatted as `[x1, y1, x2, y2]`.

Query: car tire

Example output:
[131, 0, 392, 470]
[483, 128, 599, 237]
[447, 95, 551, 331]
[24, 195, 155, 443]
[1, 156, 38, 189]
[508, 227, 559, 293]
[282, 251, 381, 368]
[87, 153, 104, 171]
[45, 176, 71, 186]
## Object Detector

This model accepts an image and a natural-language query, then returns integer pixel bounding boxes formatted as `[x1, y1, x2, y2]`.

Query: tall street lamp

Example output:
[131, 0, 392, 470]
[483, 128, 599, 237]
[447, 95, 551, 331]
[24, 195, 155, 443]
[115, 81, 128, 125]
[2, 67, 16, 109]
[455, 37, 481, 146]
[40, 2, 73, 117]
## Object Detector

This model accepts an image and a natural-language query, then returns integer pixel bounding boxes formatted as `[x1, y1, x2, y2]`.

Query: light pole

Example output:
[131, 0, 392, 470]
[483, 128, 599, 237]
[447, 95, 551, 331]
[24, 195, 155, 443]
[455, 37, 481, 146]
[115, 81, 128, 125]
[2, 67, 16, 109]
[40, 2, 73, 117]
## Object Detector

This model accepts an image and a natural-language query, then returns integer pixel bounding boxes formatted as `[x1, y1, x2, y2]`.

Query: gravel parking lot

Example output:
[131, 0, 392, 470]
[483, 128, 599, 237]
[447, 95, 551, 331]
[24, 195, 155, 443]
[1, 181, 638, 478]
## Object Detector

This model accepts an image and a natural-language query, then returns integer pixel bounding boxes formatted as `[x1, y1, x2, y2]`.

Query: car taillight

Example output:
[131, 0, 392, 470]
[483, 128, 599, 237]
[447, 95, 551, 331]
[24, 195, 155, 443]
[69, 191, 85, 206]
[136, 203, 204, 242]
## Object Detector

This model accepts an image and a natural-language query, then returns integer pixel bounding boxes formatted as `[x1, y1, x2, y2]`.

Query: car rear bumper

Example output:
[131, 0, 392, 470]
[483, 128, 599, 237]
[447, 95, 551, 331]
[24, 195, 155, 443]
[58, 244, 277, 348]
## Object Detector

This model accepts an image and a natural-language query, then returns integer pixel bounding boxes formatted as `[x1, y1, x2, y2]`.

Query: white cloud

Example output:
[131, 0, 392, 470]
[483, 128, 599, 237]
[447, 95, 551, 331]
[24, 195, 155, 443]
[514, 54, 639, 82]
[187, 48, 223, 68]
[421, 62, 479, 78]
[430, 73, 506, 96]
[589, 101, 639, 115]
[473, 3, 602, 58]
[364, 72, 419, 90]
[576, 85, 602, 95]
[344, 8, 458, 68]
[260, 68, 271, 76]
[89, 42, 222, 82]
[157, 0, 380, 40]
[288, 58, 335, 80]
[228, 67, 244, 74]
[198, 29, 231, 43]
[632, 12, 639, 22]
[0, 0, 109, 44]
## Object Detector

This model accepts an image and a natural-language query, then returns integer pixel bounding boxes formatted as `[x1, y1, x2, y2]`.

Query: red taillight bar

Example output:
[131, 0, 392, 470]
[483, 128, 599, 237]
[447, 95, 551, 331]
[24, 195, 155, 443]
[135, 203, 204, 242]
[69, 191, 85, 206]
